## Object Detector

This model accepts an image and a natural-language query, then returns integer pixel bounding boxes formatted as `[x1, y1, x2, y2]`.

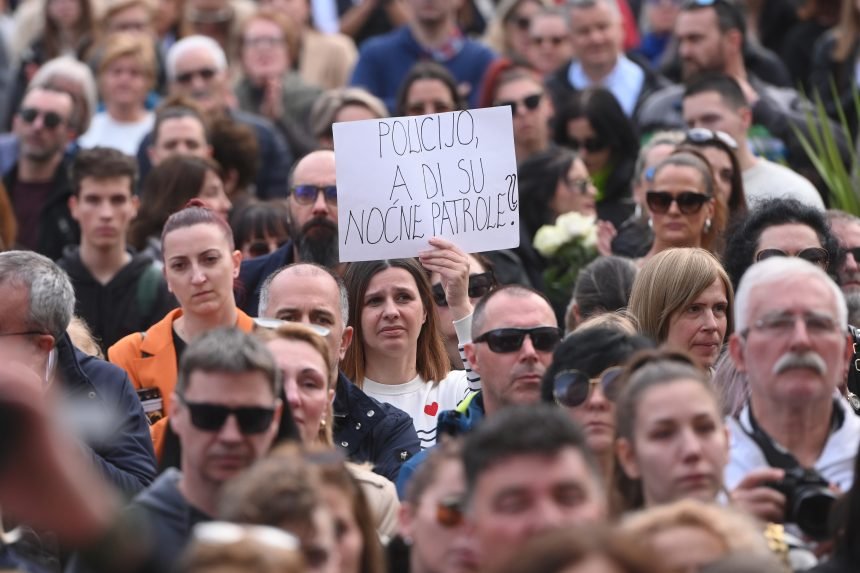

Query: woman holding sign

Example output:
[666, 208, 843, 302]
[341, 238, 477, 449]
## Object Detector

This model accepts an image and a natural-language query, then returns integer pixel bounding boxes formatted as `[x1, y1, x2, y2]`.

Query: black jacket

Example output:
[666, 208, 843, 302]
[56, 332, 157, 495]
[545, 54, 669, 123]
[3, 156, 79, 261]
[57, 248, 177, 352]
[333, 373, 421, 482]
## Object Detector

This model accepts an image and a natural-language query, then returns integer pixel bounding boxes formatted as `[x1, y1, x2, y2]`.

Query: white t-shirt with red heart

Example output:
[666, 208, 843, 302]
[362, 371, 471, 449]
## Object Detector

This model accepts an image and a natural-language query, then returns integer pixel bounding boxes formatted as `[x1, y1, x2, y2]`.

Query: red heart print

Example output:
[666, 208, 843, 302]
[424, 402, 439, 416]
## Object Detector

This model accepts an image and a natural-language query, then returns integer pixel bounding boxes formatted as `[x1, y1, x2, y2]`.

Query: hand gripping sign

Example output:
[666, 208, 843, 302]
[333, 106, 520, 262]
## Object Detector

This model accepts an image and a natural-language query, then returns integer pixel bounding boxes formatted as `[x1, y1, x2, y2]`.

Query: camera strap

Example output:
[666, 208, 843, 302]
[743, 401, 844, 471]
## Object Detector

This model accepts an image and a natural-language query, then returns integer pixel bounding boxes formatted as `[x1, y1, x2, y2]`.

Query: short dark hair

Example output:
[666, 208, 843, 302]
[395, 61, 464, 116]
[209, 115, 259, 192]
[71, 147, 137, 196]
[517, 147, 579, 238]
[177, 327, 282, 397]
[540, 327, 655, 403]
[683, 73, 748, 111]
[471, 284, 554, 337]
[680, 0, 746, 38]
[722, 197, 840, 290]
[572, 256, 638, 321]
[463, 405, 600, 500]
[152, 98, 210, 146]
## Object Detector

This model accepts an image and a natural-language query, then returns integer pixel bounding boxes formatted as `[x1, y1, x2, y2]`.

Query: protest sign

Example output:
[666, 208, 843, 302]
[333, 106, 520, 262]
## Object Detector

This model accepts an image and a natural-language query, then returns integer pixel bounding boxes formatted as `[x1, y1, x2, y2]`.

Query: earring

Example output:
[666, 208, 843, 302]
[647, 217, 653, 229]
[704, 218, 712, 233]
[320, 418, 327, 429]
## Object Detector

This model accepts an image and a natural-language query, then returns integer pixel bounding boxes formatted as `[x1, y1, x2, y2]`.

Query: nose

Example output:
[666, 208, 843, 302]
[382, 296, 399, 318]
[518, 334, 539, 362]
[845, 251, 859, 272]
[529, 498, 567, 535]
[586, 383, 609, 409]
[700, 309, 718, 331]
[190, 263, 206, 285]
[679, 427, 704, 461]
[98, 201, 114, 219]
[788, 316, 813, 351]
[667, 197, 682, 215]
[312, 190, 330, 216]
[217, 414, 244, 442]
[284, 377, 302, 410]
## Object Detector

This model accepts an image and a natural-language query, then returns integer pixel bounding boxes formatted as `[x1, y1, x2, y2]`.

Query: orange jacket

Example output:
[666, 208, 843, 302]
[108, 307, 256, 457]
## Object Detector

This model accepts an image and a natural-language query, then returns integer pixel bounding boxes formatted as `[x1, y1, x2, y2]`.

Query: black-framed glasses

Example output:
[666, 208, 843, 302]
[291, 185, 337, 206]
[754, 247, 830, 269]
[473, 326, 561, 354]
[18, 108, 65, 129]
[553, 367, 625, 408]
[496, 93, 543, 115]
[176, 395, 276, 434]
[431, 271, 496, 307]
[565, 177, 594, 194]
[175, 67, 218, 85]
[436, 496, 465, 528]
[0, 330, 47, 338]
[646, 190, 711, 215]
[842, 246, 860, 262]
[684, 127, 738, 150]
[566, 136, 607, 153]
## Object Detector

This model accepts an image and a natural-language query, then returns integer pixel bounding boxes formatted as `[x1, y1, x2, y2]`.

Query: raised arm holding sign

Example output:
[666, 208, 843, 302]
[333, 107, 520, 262]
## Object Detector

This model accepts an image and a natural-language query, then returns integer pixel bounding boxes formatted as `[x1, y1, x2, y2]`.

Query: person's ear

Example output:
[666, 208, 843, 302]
[728, 332, 747, 373]
[738, 106, 753, 130]
[464, 342, 480, 375]
[130, 195, 140, 219]
[231, 249, 242, 277]
[615, 437, 641, 479]
[339, 325, 354, 360]
[68, 195, 80, 221]
[398, 501, 416, 541]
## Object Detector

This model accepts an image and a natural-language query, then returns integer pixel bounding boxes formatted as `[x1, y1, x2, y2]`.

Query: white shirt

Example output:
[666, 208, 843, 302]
[568, 55, 645, 117]
[363, 371, 471, 449]
[78, 111, 154, 156]
[725, 397, 860, 492]
[742, 158, 825, 210]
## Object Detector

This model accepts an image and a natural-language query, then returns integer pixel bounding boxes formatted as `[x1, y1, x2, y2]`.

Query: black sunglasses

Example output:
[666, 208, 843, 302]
[473, 326, 561, 354]
[19, 108, 65, 129]
[291, 185, 337, 206]
[567, 137, 607, 153]
[842, 246, 860, 262]
[496, 93, 543, 115]
[755, 247, 830, 269]
[553, 367, 625, 408]
[646, 191, 711, 215]
[175, 67, 218, 85]
[431, 271, 496, 307]
[178, 396, 276, 434]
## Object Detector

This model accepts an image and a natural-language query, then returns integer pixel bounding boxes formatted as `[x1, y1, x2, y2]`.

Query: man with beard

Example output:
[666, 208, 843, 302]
[827, 210, 860, 325]
[726, 257, 860, 499]
[238, 150, 339, 315]
[3, 86, 80, 260]
[350, 0, 495, 110]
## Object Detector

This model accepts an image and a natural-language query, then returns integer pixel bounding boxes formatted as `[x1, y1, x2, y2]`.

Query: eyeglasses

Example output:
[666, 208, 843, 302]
[176, 395, 276, 434]
[754, 247, 829, 269]
[18, 108, 65, 129]
[473, 326, 562, 353]
[842, 246, 860, 262]
[291, 185, 337, 206]
[566, 137, 607, 153]
[530, 35, 567, 46]
[406, 101, 456, 116]
[252, 317, 331, 337]
[565, 177, 594, 194]
[436, 496, 465, 528]
[243, 35, 284, 49]
[741, 311, 839, 339]
[175, 67, 218, 85]
[553, 366, 625, 408]
[684, 127, 738, 150]
[646, 191, 711, 215]
[431, 271, 496, 307]
[496, 93, 543, 116]
[0, 330, 47, 338]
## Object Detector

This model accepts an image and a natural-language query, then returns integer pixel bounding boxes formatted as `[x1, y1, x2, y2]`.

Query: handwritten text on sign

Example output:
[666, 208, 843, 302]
[333, 107, 519, 262]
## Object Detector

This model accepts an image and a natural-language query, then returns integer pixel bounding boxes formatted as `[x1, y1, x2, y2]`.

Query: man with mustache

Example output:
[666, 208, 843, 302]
[238, 150, 340, 315]
[726, 257, 860, 500]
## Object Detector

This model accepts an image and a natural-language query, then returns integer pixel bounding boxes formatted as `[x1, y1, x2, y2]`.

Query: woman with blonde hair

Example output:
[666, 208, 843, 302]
[627, 248, 732, 370]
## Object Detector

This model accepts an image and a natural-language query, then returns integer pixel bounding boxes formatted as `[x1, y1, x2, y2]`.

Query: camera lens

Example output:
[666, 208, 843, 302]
[792, 486, 837, 540]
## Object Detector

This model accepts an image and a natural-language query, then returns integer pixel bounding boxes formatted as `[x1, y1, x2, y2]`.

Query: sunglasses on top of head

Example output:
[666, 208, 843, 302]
[646, 191, 711, 215]
[431, 271, 496, 307]
[473, 326, 562, 354]
[553, 367, 625, 408]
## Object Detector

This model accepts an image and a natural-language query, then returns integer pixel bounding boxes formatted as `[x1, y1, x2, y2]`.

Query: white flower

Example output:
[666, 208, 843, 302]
[533, 224, 568, 257]
[582, 224, 598, 249]
[556, 212, 596, 239]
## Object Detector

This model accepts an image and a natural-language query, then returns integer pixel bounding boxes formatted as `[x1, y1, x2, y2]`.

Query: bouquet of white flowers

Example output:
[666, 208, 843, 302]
[532, 212, 600, 311]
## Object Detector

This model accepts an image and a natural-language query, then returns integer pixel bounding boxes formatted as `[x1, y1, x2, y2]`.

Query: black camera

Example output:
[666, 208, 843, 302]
[766, 467, 837, 540]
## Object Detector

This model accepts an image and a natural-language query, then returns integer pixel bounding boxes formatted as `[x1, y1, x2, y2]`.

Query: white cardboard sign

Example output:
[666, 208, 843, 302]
[333, 107, 520, 262]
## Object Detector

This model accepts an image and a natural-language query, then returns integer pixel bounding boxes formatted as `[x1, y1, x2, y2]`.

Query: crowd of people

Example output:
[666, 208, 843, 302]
[2, 0, 860, 571]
